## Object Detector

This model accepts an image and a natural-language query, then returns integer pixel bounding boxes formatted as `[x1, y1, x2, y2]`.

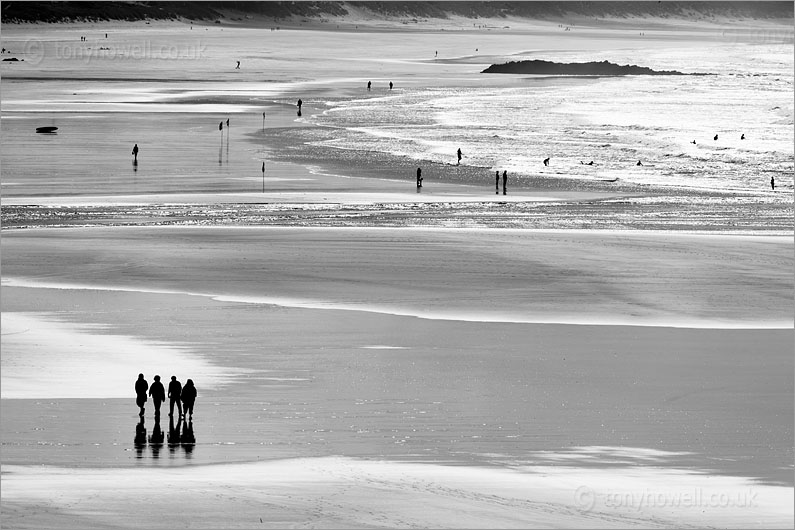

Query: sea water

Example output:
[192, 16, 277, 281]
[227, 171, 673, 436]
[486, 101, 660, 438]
[305, 43, 794, 194]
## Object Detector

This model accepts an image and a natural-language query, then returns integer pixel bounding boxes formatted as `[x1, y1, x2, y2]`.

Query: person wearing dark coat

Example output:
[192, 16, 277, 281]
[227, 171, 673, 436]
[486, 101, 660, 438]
[135, 373, 148, 417]
[168, 376, 183, 418]
[181, 379, 197, 419]
[148, 375, 166, 417]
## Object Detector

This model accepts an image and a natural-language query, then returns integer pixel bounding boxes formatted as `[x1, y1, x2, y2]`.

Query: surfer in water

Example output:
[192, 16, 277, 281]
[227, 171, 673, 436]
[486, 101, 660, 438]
[543, 157, 550, 166]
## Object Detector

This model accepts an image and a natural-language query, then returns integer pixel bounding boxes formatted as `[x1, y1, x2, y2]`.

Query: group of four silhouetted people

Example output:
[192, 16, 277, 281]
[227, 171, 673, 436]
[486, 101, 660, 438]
[136, 373, 196, 419]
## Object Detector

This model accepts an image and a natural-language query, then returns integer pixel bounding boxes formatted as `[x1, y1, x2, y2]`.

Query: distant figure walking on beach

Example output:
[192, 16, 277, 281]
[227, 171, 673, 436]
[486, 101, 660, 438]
[297, 98, 303, 117]
[226, 118, 229, 127]
[457, 148, 462, 165]
[416, 167, 423, 188]
[771, 176, 775, 190]
[135, 374, 148, 416]
[367, 80, 371, 91]
[389, 81, 393, 90]
[495, 170, 500, 194]
[502, 170, 508, 195]
[181, 379, 197, 419]
[168, 376, 183, 418]
[148, 375, 166, 417]
[543, 157, 550, 166]
[236, 60, 240, 69]
[131, 143, 139, 161]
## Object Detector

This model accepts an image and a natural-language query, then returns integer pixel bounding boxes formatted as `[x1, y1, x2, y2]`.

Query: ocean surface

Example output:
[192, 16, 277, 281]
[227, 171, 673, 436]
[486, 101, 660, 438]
[300, 44, 793, 195]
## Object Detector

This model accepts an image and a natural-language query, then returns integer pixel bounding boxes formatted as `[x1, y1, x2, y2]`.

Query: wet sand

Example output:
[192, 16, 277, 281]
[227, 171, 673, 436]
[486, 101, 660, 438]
[2, 16, 794, 529]
[2, 226, 793, 527]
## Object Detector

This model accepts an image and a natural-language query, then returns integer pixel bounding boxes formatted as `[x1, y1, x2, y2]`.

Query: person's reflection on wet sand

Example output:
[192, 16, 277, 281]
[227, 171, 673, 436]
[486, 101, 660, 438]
[181, 419, 195, 457]
[168, 415, 182, 456]
[134, 416, 147, 458]
[148, 415, 165, 458]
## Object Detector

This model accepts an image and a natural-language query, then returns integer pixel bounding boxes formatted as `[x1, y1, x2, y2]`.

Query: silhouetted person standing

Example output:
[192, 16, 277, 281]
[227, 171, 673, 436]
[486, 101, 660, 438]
[135, 373, 148, 417]
[502, 170, 508, 195]
[771, 176, 775, 190]
[297, 99, 302, 111]
[168, 376, 183, 418]
[389, 81, 393, 90]
[416, 167, 423, 188]
[495, 170, 500, 194]
[367, 80, 371, 91]
[236, 60, 240, 69]
[457, 148, 462, 165]
[148, 375, 166, 418]
[181, 379, 197, 419]
[132, 143, 139, 161]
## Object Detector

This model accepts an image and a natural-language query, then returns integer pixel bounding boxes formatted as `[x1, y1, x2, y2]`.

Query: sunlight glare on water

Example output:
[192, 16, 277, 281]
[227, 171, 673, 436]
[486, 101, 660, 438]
[308, 44, 794, 194]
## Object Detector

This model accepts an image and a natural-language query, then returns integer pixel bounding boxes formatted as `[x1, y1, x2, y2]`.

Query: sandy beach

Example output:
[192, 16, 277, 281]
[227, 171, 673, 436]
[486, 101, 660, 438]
[2, 7, 793, 529]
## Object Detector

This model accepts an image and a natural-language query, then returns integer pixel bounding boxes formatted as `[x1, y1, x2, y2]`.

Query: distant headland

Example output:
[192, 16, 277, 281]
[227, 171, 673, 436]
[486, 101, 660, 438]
[482, 60, 708, 76]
